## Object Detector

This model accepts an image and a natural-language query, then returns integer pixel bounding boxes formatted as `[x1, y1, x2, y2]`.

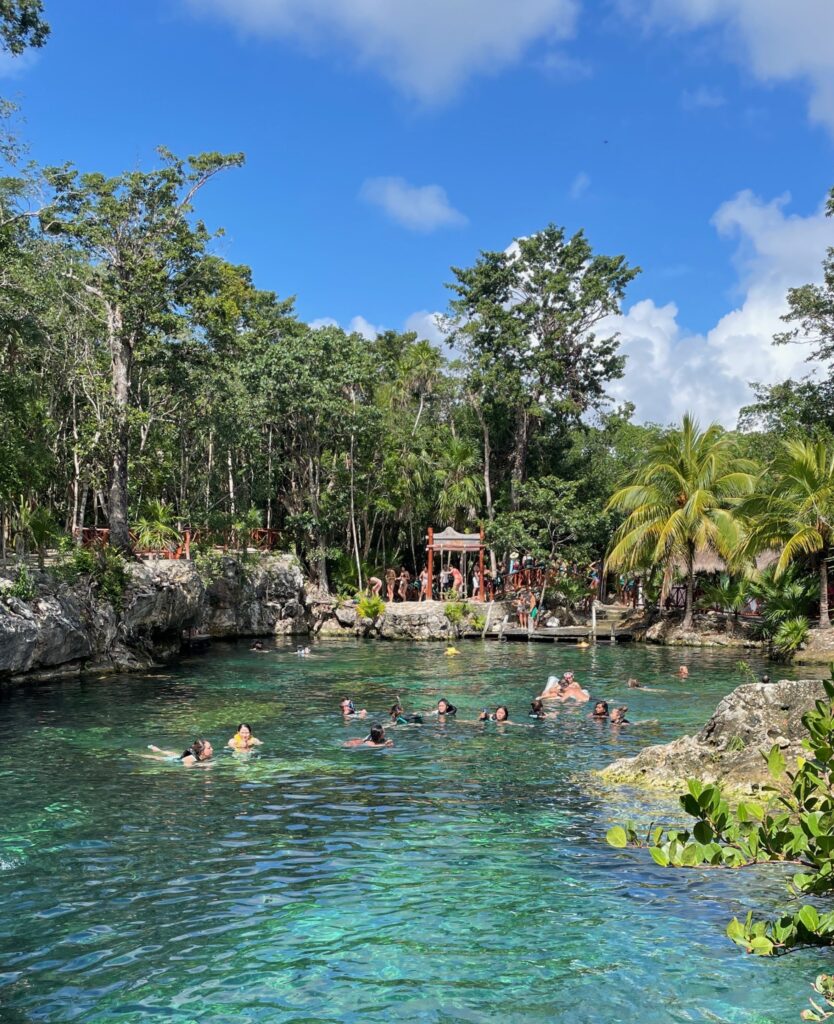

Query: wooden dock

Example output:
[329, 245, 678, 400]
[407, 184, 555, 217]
[463, 625, 634, 643]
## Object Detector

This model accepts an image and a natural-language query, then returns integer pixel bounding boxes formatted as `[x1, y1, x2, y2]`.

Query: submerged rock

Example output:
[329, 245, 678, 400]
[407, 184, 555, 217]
[600, 678, 827, 795]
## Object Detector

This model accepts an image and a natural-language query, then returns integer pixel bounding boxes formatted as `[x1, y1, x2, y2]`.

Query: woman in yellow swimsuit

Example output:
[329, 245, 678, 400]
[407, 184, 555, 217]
[227, 723, 263, 751]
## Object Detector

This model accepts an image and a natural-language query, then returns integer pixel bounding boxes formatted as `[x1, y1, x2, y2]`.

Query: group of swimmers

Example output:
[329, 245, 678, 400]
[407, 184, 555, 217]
[146, 655, 692, 764]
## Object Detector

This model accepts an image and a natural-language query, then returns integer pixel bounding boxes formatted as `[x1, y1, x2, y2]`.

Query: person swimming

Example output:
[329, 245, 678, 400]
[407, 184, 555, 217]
[227, 723, 262, 751]
[344, 723, 394, 748]
[529, 698, 547, 720]
[146, 738, 214, 766]
[250, 641, 267, 652]
[340, 698, 367, 718]
[389, 703, 423, 725]
[591, 700, 609, 719]
[610, 706, 629, 725]
[296, 646, 311, 657]
[430, 698, 458, 717]
[677, 665, 689, 679]
[479, 705, 509, 722]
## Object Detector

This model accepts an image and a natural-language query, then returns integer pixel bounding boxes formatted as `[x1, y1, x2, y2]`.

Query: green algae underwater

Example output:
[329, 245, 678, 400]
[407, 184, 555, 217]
[0, 639, 826, 1023]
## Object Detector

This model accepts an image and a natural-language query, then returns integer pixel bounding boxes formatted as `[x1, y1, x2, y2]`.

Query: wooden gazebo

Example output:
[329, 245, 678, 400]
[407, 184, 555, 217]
[427, 526, 485, 601]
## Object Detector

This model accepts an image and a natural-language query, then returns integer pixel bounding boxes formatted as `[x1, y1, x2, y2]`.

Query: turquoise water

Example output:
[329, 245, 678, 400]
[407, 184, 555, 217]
[0, 640, 826, 1023]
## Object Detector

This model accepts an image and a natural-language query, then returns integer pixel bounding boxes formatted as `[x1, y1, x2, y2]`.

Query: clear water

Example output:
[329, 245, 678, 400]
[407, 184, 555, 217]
[0, 640, 826, 1023]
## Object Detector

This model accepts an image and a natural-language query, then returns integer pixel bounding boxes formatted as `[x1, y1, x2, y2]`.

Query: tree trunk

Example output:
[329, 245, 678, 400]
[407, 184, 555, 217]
[510, 406, 530, 510]
[820, 546, 831, 629]
[107, 307, 133, 553]
[682, 545, 695, 630]
[476, 405, 498, 574]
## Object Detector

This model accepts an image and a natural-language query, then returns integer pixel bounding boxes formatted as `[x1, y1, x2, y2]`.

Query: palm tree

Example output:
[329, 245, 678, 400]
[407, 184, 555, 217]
[133, 499, 179, 559]
[436, 437, 483, 531]
[742, 437, 834, 628]
[606, 414, 757, 630]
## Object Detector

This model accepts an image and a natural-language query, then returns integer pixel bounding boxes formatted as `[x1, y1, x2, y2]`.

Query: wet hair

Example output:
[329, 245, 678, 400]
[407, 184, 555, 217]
[592, 700, 609, 717]
[627, 678, 640, 688]
[237, 723, 252, 734]
[182, 738, 210, 761]
[369, 723, 386, 744]
[495, 705, 509, 721]
[611, 706, 628, 722]
[437, 698, 457, 715]
[251, 641, 264, 650]
[530, 698, 545, 715]
[389, 703, 404, 720]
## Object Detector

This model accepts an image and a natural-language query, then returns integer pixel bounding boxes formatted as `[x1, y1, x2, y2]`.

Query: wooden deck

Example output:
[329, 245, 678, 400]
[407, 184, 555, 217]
[463, 625, 635, 643]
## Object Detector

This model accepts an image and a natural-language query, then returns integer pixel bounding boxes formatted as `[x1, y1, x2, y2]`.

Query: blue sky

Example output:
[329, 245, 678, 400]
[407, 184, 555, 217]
[3, 0, 834, 424]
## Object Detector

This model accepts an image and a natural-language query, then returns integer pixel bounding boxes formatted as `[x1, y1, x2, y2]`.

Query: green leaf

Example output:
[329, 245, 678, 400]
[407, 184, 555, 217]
[726, 918, 746, 942]
[693, 820, 714, 845]
[748, 936, 774, 955]
[767, 744, 787, 780]
[606, 826, 628, 848]
[648, 846, 669, 867]
[798, 905, 821, 933]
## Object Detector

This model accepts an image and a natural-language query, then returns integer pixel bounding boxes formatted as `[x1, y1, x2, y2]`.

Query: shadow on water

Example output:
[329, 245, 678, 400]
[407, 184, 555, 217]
[0, 639, 824, 1023]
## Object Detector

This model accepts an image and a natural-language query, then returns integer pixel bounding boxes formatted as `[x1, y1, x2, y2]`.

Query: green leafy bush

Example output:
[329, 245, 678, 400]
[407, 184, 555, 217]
[357, 593, 385, 621]
[606, 667, 834, 1020]
[52, 544, 128, 605]
[8, 563, 36, 601]
[773, 616, 810, 658]
[444, 602, 466, 626]
[470, 613, 487, 633]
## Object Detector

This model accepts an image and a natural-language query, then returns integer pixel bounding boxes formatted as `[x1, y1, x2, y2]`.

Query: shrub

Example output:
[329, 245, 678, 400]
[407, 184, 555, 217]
[8, 563, 36, 601]
[444, 602, 466, 626]
[773, 616, 810, 659]
[470, 613, 487, 633]
[51, 544, 127, 605]
[357, 593, 385, 621]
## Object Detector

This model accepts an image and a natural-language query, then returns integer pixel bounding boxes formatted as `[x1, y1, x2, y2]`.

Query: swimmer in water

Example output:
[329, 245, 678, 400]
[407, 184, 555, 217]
[590, 700, 609, 719]
[296, 646, 311, 657]
[344, 723, 394, 748]
[479, 705, 510, 722]
[389, 702, 423, 725]
[627, 677, 668, 693]
[529, 698, 547, 720]
[610, 706, 630, 725]
[677, 665, 689, 679]
[227, 723, 262, 751]
[340, 698, 367, 718]
[250, 640, 267, 652]
[146, 738, 214, 766]
[429, 698, 458, 717]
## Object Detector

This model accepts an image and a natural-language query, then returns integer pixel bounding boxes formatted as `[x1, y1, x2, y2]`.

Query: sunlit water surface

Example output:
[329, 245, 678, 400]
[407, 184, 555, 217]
[0, 640, 827, 1023]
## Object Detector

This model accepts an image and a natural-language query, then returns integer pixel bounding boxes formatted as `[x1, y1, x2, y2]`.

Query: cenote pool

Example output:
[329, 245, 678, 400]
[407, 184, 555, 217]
[0, 640, 827, 1023]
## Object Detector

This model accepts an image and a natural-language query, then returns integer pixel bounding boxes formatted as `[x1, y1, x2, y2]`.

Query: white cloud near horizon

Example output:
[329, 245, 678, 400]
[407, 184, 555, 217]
[622, 0, 834, 134]
[187, 0, 578, 102]
[360, 176, 467, 232]
[609, 189, 834, 426]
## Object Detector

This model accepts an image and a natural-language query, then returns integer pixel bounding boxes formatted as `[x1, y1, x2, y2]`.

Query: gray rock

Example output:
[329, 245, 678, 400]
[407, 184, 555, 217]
[378, 600, 452, 641]
[600, 677, 827, 794]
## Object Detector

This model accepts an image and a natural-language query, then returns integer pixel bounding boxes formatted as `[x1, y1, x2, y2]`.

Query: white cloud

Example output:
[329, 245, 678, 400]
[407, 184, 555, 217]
[539, 49, 593, 80]
[187, 0, 578, 102]
[609, 189, 833, 426]
[360, 176, 467, 232]
[404, 310, 446, 345]
[308, 316, 339, 330]
[569, 171, 591, 199]
[348, 315, 383, 339]
[681, 85, 726, 109]
[622, 0, 834, 133]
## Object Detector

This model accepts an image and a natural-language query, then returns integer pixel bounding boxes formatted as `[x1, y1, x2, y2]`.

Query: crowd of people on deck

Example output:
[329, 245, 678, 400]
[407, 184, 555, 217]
[144, 650, 685, 764]
[360, 554, 605, 606]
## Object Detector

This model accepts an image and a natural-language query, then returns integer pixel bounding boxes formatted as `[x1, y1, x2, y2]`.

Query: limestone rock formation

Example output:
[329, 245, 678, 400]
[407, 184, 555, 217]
[600, 678, 827, 794]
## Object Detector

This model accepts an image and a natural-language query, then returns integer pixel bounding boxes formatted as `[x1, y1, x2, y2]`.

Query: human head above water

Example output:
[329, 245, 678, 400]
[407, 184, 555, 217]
[190, 738, 213, 760]
[494, 705, 509, 721]
[610, 706, 628, 723]
[437, 698, 457, 715]
[236, 723, 252, 740]
[369, 723, 386, 744]
[593, 700, 609, 717]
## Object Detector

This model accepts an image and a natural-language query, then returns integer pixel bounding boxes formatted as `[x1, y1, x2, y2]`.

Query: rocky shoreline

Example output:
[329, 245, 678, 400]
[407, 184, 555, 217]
[0, 557, 504, 684]
[599, 677, 827, 795]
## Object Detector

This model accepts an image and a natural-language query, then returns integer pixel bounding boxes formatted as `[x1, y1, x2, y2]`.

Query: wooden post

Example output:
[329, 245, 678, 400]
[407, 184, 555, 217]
[184, 530, 191, 560]
[478, 527, 485, 602]
[427, 528, 434, 602]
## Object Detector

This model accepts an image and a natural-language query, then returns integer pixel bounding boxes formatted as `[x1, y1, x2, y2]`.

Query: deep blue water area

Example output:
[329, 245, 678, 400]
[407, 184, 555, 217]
[0, 640, 826, 1023]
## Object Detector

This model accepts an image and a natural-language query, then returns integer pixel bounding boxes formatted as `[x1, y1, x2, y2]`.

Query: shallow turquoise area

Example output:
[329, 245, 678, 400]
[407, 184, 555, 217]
[0, 640, 826, 1023]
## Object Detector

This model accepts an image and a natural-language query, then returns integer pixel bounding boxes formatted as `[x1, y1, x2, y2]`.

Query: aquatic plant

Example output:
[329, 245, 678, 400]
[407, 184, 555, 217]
[607, 666, 834, 1020]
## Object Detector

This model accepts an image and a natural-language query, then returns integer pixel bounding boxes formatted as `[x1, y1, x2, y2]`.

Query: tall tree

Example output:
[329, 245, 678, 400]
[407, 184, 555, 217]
[606, 414, 757, 630]
[742, 437, 834, 628]
[41, 149, 244, 551]
[445, 224, 638, 508]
